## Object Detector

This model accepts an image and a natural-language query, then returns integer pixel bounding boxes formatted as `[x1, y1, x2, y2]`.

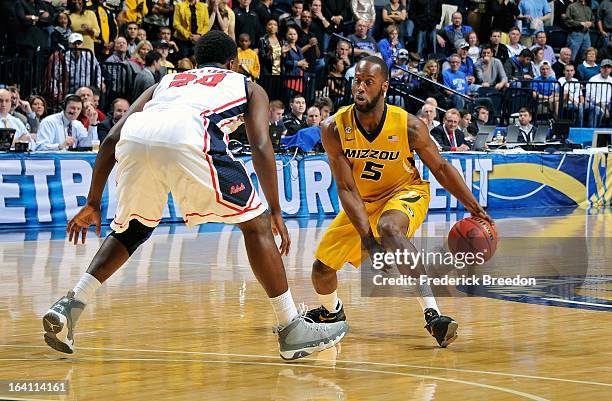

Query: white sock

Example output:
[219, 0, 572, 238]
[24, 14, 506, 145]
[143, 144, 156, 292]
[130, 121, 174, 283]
[317, 290, 341, 312]
[416, 296, 440, 314]
[72, 273, 102, 304]
[269, 289, 299, 327]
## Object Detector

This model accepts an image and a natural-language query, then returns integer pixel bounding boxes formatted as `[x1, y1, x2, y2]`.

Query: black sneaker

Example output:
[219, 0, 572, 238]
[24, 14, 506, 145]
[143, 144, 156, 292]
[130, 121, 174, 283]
[424, 308, 458, 347]
[305, 303, 346, 323]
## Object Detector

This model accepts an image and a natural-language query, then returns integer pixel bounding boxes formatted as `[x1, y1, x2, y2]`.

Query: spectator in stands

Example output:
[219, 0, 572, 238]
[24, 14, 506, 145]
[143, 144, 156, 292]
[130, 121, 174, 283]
[133, 50, 162, 99]
[299, 9, 324, 74]
[505, 49, 536, 84]
[348, 18, 380, 57]
[309, 0, 331, 52]
[80, 100, 99, 129]
[234, 0, 263, 50]
[118, 0, 147, 25]
[305, 105, 321, 127]
[174, 0, 210, 58]
[143, 0, 174, 28]
[530, 31, 556, 65]
[565, 0, 594, 62]
[106, 36, 129, 62]
[419, 59, 446, 107]
[382, 0, 411, 45]
[322, 0, 351, 38]
[334, 40, 353, 69]
[258, 18, 283, 75]
[36, 94, 96, 150]
[437, 12, 472, 55]
[420, 101, 440, 131]
[125, 22, 139, 55]
[489, 29, 510, 64]
[76, 86, 105, 125]
[378, 25, 404, 69]
[314, 96, 334, 120]
[475, 44, 508, 90]
[158, 26, 180, 57]
[0, 89, 32, 149]
[154, 40, 175, 75]
[28, 95, 47, 124]
[15, 0, 53, 60]
[269, 99, 287, 137]
[326, 55, 348, 99]
[64, 33, 103, 93]
[585, 59, 612, 127]
[517, 0, 551, 47]
[515, 107, 536, 142]
[208, 0, 230, 37]
[52, 11, 72, 50]
[236, 33, 260, 79]
[283, 26, 308, 74]
[553, 47, 573, 78]
[466, 31, 480, 63]
[443, 53, 470, 109]
[506, 27, 526, 58]
[531, 61, 559, 116]
[558, 63, 585, 126]
[255, 0, 275, 29]
[282, 95, 307, 136]
[8, 86, 38, 133]
[598, 0, 612, 45]
[442, 42, 474, 77]
[137, 28, 147, 42]
[411, 0, 441, 56]
[490, 0, 520, 43]
[279, 0, 303, 37]
[97, 97, 129, 142]
[90, 0, 119, 60]
[577, 47, 600, 81]
[531, 47, 550, 77]
[431, 108, 470, 151]
[222, 0, 236, 40]
[128, 39, 152, 75]
[67, 0, 100, 52]
[598, 39, 612, 63]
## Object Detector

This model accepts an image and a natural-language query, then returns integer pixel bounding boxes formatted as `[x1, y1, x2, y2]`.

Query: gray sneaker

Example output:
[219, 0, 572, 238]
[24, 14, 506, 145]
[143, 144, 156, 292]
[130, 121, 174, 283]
[275, 315, 349, 360]
[42, 291, 85, 354]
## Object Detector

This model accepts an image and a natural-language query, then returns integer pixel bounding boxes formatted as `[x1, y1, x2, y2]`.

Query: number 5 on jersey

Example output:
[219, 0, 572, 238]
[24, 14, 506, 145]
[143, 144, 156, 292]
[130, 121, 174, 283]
[360, 161, 384, 181]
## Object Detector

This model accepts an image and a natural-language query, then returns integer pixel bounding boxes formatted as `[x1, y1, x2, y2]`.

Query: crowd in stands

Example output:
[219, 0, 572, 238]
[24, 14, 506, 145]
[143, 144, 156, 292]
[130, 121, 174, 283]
[0, 0, 611, 153]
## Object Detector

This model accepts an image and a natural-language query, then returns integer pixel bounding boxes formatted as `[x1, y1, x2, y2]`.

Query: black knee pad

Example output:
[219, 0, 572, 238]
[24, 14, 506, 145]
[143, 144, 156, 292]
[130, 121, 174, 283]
[109, 219, 154, 255]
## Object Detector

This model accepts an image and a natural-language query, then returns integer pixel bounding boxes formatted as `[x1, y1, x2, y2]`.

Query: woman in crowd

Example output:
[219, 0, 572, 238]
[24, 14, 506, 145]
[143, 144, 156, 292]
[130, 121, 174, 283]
[466, 31, 480, 63]
[419, 60, 447, 107]
[326, 55, 347, 100]
[128, 40, 152, 75]
[258, 18, 283, 76]
[66, 0, 100, 52]
[28, 95, 47, 125]
[52, 11, 73, 49]
[282, 26, 308, 94]
[577, 48, 600, 81]
[208, 0, 230, 37]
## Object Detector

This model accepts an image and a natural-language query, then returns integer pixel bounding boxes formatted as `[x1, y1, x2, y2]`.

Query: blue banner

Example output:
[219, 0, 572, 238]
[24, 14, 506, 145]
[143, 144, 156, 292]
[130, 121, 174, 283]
[0, 152, 610, 228]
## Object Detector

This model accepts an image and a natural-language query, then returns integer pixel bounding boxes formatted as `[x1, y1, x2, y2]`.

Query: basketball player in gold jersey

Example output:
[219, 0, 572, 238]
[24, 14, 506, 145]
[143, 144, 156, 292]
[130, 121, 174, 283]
[306, 56, 493, 347]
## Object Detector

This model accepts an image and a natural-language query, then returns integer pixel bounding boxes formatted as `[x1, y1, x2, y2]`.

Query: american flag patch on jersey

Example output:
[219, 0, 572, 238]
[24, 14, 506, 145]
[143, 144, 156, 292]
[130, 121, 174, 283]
[388, 135, 399, 142]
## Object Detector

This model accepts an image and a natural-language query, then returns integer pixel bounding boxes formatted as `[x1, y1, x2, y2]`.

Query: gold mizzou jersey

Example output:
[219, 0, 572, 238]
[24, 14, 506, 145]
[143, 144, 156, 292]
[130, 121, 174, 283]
[335, 104, 424, 202]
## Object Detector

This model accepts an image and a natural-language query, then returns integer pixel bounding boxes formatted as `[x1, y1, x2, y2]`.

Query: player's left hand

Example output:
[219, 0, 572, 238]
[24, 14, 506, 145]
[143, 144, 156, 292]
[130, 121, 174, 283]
[270, 211, 291, 256]
[67, 204, 102, 245]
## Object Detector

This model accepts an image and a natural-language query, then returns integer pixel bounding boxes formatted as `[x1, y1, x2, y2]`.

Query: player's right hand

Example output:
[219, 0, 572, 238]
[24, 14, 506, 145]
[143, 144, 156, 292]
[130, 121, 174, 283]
[270, 211, 291, 256]
[470, 205, 494, 226]
[67, 203, 102, 245]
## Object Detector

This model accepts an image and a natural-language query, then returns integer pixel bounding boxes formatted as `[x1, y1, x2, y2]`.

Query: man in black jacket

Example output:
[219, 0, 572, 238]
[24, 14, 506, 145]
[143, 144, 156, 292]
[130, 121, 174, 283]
[431, 108, 470, 151]
[97, 98, 129, 142]
[410, 0, 442, 56]
[14, 0, 54, 60]
[235, 0, 264, 50]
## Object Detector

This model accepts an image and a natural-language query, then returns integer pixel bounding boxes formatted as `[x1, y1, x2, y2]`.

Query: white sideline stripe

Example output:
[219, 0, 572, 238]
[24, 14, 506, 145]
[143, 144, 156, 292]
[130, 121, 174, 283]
[541, 297, 612, 308]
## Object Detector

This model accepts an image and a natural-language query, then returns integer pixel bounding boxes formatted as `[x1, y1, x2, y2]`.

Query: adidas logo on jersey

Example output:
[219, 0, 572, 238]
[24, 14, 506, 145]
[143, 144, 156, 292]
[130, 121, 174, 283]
[230, 183, 246, 194]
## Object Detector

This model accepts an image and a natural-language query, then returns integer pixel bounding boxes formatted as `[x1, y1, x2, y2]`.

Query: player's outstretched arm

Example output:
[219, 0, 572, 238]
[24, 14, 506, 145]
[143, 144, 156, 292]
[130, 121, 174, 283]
[243, 81, 290, 255]
[321, 116, 378, 249]
[67, 84, 158, 244]
[408, 117, 493, 224]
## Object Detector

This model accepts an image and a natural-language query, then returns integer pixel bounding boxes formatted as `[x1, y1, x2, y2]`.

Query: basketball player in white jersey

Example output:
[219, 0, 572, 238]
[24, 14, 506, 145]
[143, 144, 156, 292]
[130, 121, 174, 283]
[42, 31, 348, 361]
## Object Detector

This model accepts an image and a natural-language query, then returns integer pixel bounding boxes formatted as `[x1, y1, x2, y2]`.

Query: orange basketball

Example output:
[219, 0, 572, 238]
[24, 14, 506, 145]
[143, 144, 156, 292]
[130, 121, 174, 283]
[447, 216, 498, 262]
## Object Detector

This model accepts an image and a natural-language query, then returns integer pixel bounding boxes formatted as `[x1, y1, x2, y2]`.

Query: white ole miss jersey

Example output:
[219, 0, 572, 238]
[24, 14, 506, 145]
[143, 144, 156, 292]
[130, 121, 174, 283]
[121, 66, 248, 149]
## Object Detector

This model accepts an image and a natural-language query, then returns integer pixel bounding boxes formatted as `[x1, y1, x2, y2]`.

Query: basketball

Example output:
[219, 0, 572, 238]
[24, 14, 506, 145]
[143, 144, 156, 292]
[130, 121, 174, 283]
[448, 216, 498, 262]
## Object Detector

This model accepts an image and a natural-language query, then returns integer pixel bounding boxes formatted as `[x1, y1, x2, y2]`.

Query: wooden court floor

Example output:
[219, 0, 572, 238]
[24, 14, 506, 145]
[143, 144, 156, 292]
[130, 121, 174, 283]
[0, 209, 611, 400]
